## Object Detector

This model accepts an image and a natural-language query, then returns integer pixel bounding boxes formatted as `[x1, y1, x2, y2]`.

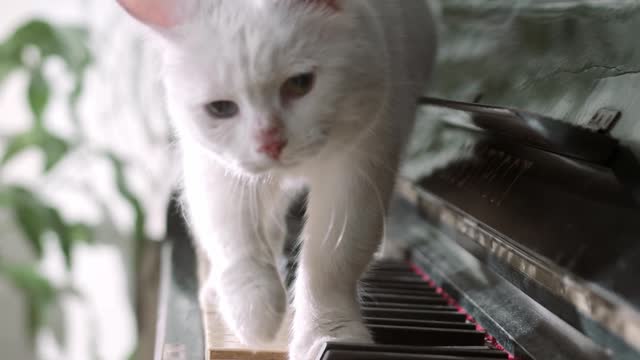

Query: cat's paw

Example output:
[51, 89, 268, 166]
[289, 320, 372, 360]
[216, 260, 287, 346]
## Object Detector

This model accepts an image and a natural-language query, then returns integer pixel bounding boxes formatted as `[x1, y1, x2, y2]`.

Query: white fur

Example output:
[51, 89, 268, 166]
[118, 0, 436, 358]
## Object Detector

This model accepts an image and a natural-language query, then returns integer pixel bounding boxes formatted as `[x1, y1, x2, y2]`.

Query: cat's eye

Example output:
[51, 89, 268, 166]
[281, 73, 315, 100]
[205, 100, 239, 119]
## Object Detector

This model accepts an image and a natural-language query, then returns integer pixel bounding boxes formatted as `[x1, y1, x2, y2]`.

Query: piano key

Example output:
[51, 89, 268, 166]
[364, 317, 477, 330]
[365, 273, 423, 281]
[320, 343, 508, 359]
[368, 261, 414, 268]
[360, 280, 437, 291]
[365, 263, 416, 271]
[367, 265, 413, 274]
[362, 274, 426, 282]
[362, 307, 467, 322]
[369, 260, 411, 268]
[366, 268, 421, 276]
[360, 287, 439, 297]
[361, 277, 434, 286]
[370, 324, 486, 346]
[361, 302, 454, 311]
[321, 349, 503, 360]
[361, 293, 449, 305]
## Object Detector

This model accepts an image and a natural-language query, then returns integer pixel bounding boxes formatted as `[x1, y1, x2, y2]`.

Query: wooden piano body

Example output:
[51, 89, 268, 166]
[155, 1, 640, 359]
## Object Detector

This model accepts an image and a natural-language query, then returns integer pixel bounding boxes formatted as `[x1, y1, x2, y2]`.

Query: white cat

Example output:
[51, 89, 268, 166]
[116, 0, 436, 358]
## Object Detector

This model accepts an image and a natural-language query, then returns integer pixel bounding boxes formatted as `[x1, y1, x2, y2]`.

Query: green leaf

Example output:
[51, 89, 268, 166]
[26, 299, 44, 339]
[5, 187, 50, 257]
[68, 78, 84, 130]
[105, 154, 148, 266]
[40, 132, 69, 171]
[14, 205, 48, 257]
[106, 154, 146, 242]
[0, 19, 92, 76]
[0, 19, 92, 135]
[46, 210, 94, 268]
[0, 263, 56, 337]
[0, 186, 89, 265]
[3, 20, 57, 61]
[0, 189, 10, 205]
[69, 223, 93, 244]
[53, 26, 92, 75]
[0, 131, 39, 166]
[0, 263, 55, 300]
[28, 67, 49, 124]
[47, 208, 73, 268]
[0, 54, 20, 85]
[1, 129, 69, 171]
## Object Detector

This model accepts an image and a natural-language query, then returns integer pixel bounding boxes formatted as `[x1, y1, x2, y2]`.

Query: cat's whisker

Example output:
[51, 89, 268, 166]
[248, 180, 263, 248]
[226, 174, 241, 223]
[321, 208, 337, 247]
[344, 145, 398, 176]
[266, 188, 288, 237]
[356, 166, 388, 249]
[334, 205, 350, 252]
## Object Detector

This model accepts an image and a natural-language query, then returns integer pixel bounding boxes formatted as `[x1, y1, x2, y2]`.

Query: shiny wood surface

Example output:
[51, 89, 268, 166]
[202, 300, 289, 360]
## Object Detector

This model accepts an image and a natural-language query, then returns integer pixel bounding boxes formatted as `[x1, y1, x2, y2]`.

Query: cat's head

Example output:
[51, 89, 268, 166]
[118, 0, 385, 176]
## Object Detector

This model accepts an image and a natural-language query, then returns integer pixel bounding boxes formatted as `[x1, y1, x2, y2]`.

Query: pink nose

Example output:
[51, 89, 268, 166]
[256, 127, 287, 160]
[258, 140, 287, 159]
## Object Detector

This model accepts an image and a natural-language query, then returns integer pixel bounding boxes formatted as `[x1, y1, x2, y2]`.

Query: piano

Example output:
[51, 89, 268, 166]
[154, 1, 640, 360]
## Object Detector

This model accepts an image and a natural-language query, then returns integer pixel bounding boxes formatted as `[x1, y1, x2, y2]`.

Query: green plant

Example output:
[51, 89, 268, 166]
[0, 18, 154, 350]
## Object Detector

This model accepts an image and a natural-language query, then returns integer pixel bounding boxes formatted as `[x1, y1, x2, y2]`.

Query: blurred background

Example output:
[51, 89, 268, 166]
[0, 1, 174, 359]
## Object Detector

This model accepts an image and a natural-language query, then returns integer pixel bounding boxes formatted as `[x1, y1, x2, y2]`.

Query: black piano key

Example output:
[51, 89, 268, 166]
[320, 343, 509, 359]
[369, 260, 410, 268]
[363, 269, 420, 277]
[364, 265, 418, 274]
[361, 287, 439, 297]
[362, 307, 467, 322]
[362, 293, 449, 305]
[368, 263, 415, 270]
[370, 324, 486, 346]
[363, 317, 477, 330]
[363, 274, 426, 282]
[323, 262, 510, 360]
[360, 275, 432, 288]
[361, 302, 454, 311]
[365, 273, 420, 280]
[366, 269, 421, 276]
[321, 349, 503, 360]
[360, 280, 437, 292]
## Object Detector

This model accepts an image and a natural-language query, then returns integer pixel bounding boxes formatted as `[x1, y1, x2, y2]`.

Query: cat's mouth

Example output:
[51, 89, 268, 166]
[241, 159, 301, 175]
[236, 141, 328, 176]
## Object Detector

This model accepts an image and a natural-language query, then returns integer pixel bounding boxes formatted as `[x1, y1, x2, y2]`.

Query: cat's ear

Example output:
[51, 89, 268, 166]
[116, 0, 196, 28]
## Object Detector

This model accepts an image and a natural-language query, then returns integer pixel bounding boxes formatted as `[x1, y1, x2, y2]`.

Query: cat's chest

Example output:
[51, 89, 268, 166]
[280, 176, 308, 193]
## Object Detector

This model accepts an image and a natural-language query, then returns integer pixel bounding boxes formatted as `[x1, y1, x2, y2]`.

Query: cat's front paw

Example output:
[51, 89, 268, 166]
[215, 260, 287, 346]
[289, 319, 372, 360]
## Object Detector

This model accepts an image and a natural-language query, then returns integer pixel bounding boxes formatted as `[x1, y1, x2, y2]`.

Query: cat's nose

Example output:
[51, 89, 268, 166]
[258, 140, 287, 160]
[256, 127, 287, 160]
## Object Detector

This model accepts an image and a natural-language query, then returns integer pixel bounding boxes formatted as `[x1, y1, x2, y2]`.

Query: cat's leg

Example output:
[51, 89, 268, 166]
[184, 157, 287, 346]
[260, 183, 296, 283]
[289, 150, 399, 360]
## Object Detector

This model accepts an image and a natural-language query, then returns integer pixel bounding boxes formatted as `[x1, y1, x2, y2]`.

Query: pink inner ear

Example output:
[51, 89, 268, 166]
[117, 0, 182, 28]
